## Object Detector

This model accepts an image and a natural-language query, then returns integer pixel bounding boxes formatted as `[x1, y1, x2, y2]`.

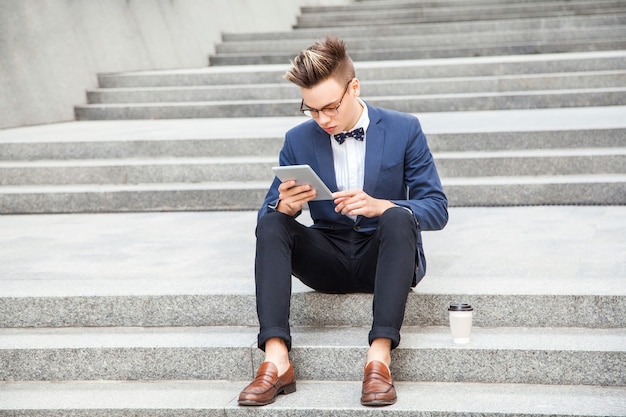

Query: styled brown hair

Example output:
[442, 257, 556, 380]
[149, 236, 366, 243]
[284, 35, 355, 88]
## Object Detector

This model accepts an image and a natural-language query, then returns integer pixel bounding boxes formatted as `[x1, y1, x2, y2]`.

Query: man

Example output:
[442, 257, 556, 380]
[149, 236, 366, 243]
[238, 36, 448, 407]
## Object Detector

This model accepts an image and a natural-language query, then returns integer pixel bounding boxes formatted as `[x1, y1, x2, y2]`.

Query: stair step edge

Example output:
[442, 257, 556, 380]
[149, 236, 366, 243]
[0, 380, 624, 416]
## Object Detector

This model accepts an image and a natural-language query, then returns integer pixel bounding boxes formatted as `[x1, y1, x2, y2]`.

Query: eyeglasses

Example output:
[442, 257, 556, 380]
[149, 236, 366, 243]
[300, 80, 352, 118]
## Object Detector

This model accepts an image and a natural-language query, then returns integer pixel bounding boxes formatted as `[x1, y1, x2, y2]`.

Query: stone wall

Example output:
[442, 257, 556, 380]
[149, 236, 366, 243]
[0, 0, 349, 129]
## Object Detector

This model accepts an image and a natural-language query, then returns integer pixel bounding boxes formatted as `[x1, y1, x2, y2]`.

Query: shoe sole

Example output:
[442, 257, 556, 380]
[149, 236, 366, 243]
[361, 398, 397, 407]
[238, 382, 297, 406]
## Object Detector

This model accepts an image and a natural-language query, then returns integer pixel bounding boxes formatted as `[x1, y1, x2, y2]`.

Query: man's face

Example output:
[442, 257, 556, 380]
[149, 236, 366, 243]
[300, 77, 362, 136]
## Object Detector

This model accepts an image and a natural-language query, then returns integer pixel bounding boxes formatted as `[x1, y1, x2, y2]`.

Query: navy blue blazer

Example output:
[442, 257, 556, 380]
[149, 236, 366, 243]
[258, 103, 448, 285]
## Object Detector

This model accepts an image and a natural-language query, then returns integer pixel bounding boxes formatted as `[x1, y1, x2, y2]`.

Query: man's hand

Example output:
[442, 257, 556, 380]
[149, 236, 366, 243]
[332, 189, 395, 218]
[276, 180, 317, 216]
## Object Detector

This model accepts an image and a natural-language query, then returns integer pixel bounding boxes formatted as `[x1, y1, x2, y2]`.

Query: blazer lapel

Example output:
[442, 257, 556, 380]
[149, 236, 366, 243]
[363, 105, 384, 196]
[312, 126, 339, 192]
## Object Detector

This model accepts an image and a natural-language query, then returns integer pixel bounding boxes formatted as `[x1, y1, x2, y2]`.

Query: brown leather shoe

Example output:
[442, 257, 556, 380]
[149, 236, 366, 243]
[238, 361, 296, 406]
[361, 360, 397, 406]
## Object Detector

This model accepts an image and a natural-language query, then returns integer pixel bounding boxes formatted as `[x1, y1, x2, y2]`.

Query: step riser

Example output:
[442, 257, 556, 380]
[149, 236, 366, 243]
[445, 181, 626, 206]
[0, 347, 251, 382]
[0, 162, 277, 186]
[99, 54, 626, 87]
[225, 14, 626, 41]
[211, 40, 626, 65]
[2, 183, 625, 214]
[75, 89, 626, 119]
[295, 4, 626, 27]
[2, 155, 624, 185]
[428, 129, 626, 152]
[2, 130, 624, 161]
[292, 347, 624, 386]
[1, 182, 625, 214]
[2, 345, 622, 385]
[216, 28, 626, 54]
[0, 138, 285, 161]
[438, 154, 626, 177]
[2, 293, 623, 328]
[303, 0, 580, 13]
[0, 188, 267, 214]
[296, 13, 626, 30]
[301, 0, 567, 15]
[1, 380, 624, 417]
[301, 0, 626, 15]
[86, 73, 626, 104]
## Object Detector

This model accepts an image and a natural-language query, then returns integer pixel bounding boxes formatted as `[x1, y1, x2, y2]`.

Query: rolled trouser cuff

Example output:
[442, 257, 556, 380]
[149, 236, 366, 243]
[258, 327, 292, 352]
[369, 326, 401, 350]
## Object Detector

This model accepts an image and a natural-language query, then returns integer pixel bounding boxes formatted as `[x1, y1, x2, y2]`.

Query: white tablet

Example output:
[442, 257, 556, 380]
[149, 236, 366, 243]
[272, 164, 334, 201]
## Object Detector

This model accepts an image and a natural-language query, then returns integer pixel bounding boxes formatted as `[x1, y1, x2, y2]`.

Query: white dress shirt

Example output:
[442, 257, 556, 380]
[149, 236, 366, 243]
[331, 99, 369, 220]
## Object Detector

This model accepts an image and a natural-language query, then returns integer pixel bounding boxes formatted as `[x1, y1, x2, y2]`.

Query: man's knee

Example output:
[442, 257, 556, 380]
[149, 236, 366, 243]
[256, 211, 293, 238]
[379, 207, 417, 236]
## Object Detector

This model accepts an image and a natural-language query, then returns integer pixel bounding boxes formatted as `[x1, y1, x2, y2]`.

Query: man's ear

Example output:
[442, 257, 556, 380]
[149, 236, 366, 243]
[351, 78, 360, 97]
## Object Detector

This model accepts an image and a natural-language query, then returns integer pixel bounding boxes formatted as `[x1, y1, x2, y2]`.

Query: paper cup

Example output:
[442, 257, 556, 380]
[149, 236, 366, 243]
[448, 303, 473, 344]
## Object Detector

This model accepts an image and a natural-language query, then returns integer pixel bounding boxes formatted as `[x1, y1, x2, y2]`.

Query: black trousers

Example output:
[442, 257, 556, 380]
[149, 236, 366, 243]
[254, 207, 417, 351]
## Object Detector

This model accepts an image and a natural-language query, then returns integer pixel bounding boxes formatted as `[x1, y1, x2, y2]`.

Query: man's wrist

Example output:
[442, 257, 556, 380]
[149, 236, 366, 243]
[276, 200, 300, 217]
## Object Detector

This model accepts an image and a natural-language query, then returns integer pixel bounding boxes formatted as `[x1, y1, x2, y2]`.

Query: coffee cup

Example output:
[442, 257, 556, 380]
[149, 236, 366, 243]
[448, 303, 473, 344]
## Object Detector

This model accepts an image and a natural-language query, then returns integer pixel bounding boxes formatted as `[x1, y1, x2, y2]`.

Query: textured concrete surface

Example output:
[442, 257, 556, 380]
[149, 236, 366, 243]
[73, 88, 626, 119]
[1, 206, 625, 329]
[1, 380, 625, 416]
[2, 106, 625, 142]
[2, 326, 623, 384]
[1, 206, 623, 297]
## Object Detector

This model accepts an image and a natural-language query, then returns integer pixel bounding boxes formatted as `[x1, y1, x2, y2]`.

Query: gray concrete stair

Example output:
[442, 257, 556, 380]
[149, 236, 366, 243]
[224, 13, 626, 41]
[0, 206, 625, 415]
[97, 51, 626, 87]
[1, 326, 624, 385]
[76, 51, 626, 119]
[86, 71, 626, 104]
[2, 380, 625, 416]
[2, 174, 624, 213]
[210, 37, 626, 65]
[295, 0, 626, 28]
[75, 87, 626, 119]
[2, 0, 626, 414]
[3, 284, 624, 329]
[208, 5, 626, 65]
[215, 28, 626, 54]
[2, 106, 626, 213]
[2, 149, 624, 185]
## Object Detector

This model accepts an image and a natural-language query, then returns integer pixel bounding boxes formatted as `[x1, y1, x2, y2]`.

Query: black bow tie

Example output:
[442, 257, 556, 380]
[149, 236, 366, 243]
[334, 127, 365, 144]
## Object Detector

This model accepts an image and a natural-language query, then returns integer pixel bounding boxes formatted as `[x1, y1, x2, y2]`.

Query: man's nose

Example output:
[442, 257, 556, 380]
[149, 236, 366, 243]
[317, 112, 331, 124]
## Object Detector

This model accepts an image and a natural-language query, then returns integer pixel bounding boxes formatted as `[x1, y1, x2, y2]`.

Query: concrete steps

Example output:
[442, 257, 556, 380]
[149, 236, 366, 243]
[87, 71, 626, 103]
[97, 51, 626, 87]
[224, 13, 626, 41]
[0, 206, 625, 415]
[2, 326, 624, 385]
[3, 283, 624, 329]
[2, 149, 625, 185]
[1, 0, 625, 414]
[76, 51, 626, 119]
[76, 87, 626, 119]
[295, 0, 626, 28]
[209, 8, 626, 65]
[2, 106, 626, 213]
[1, 174, 624, 213]
[4, 380, 625, 416]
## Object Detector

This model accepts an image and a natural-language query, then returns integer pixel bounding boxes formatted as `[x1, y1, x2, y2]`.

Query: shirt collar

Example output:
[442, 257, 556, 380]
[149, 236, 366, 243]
[332, 98, 369, 140]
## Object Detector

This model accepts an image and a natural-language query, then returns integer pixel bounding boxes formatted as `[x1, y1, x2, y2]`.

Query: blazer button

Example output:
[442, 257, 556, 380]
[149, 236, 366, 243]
[354, 225, 361, 231]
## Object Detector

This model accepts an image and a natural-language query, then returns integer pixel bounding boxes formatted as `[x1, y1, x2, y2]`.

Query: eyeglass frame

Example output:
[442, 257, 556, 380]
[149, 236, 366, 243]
[299, 79, 353, 118]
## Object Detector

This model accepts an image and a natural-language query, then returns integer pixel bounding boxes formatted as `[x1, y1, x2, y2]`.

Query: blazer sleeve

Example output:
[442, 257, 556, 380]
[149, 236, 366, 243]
[391, 116, 448, 232]
[256, 125, 302, 223]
